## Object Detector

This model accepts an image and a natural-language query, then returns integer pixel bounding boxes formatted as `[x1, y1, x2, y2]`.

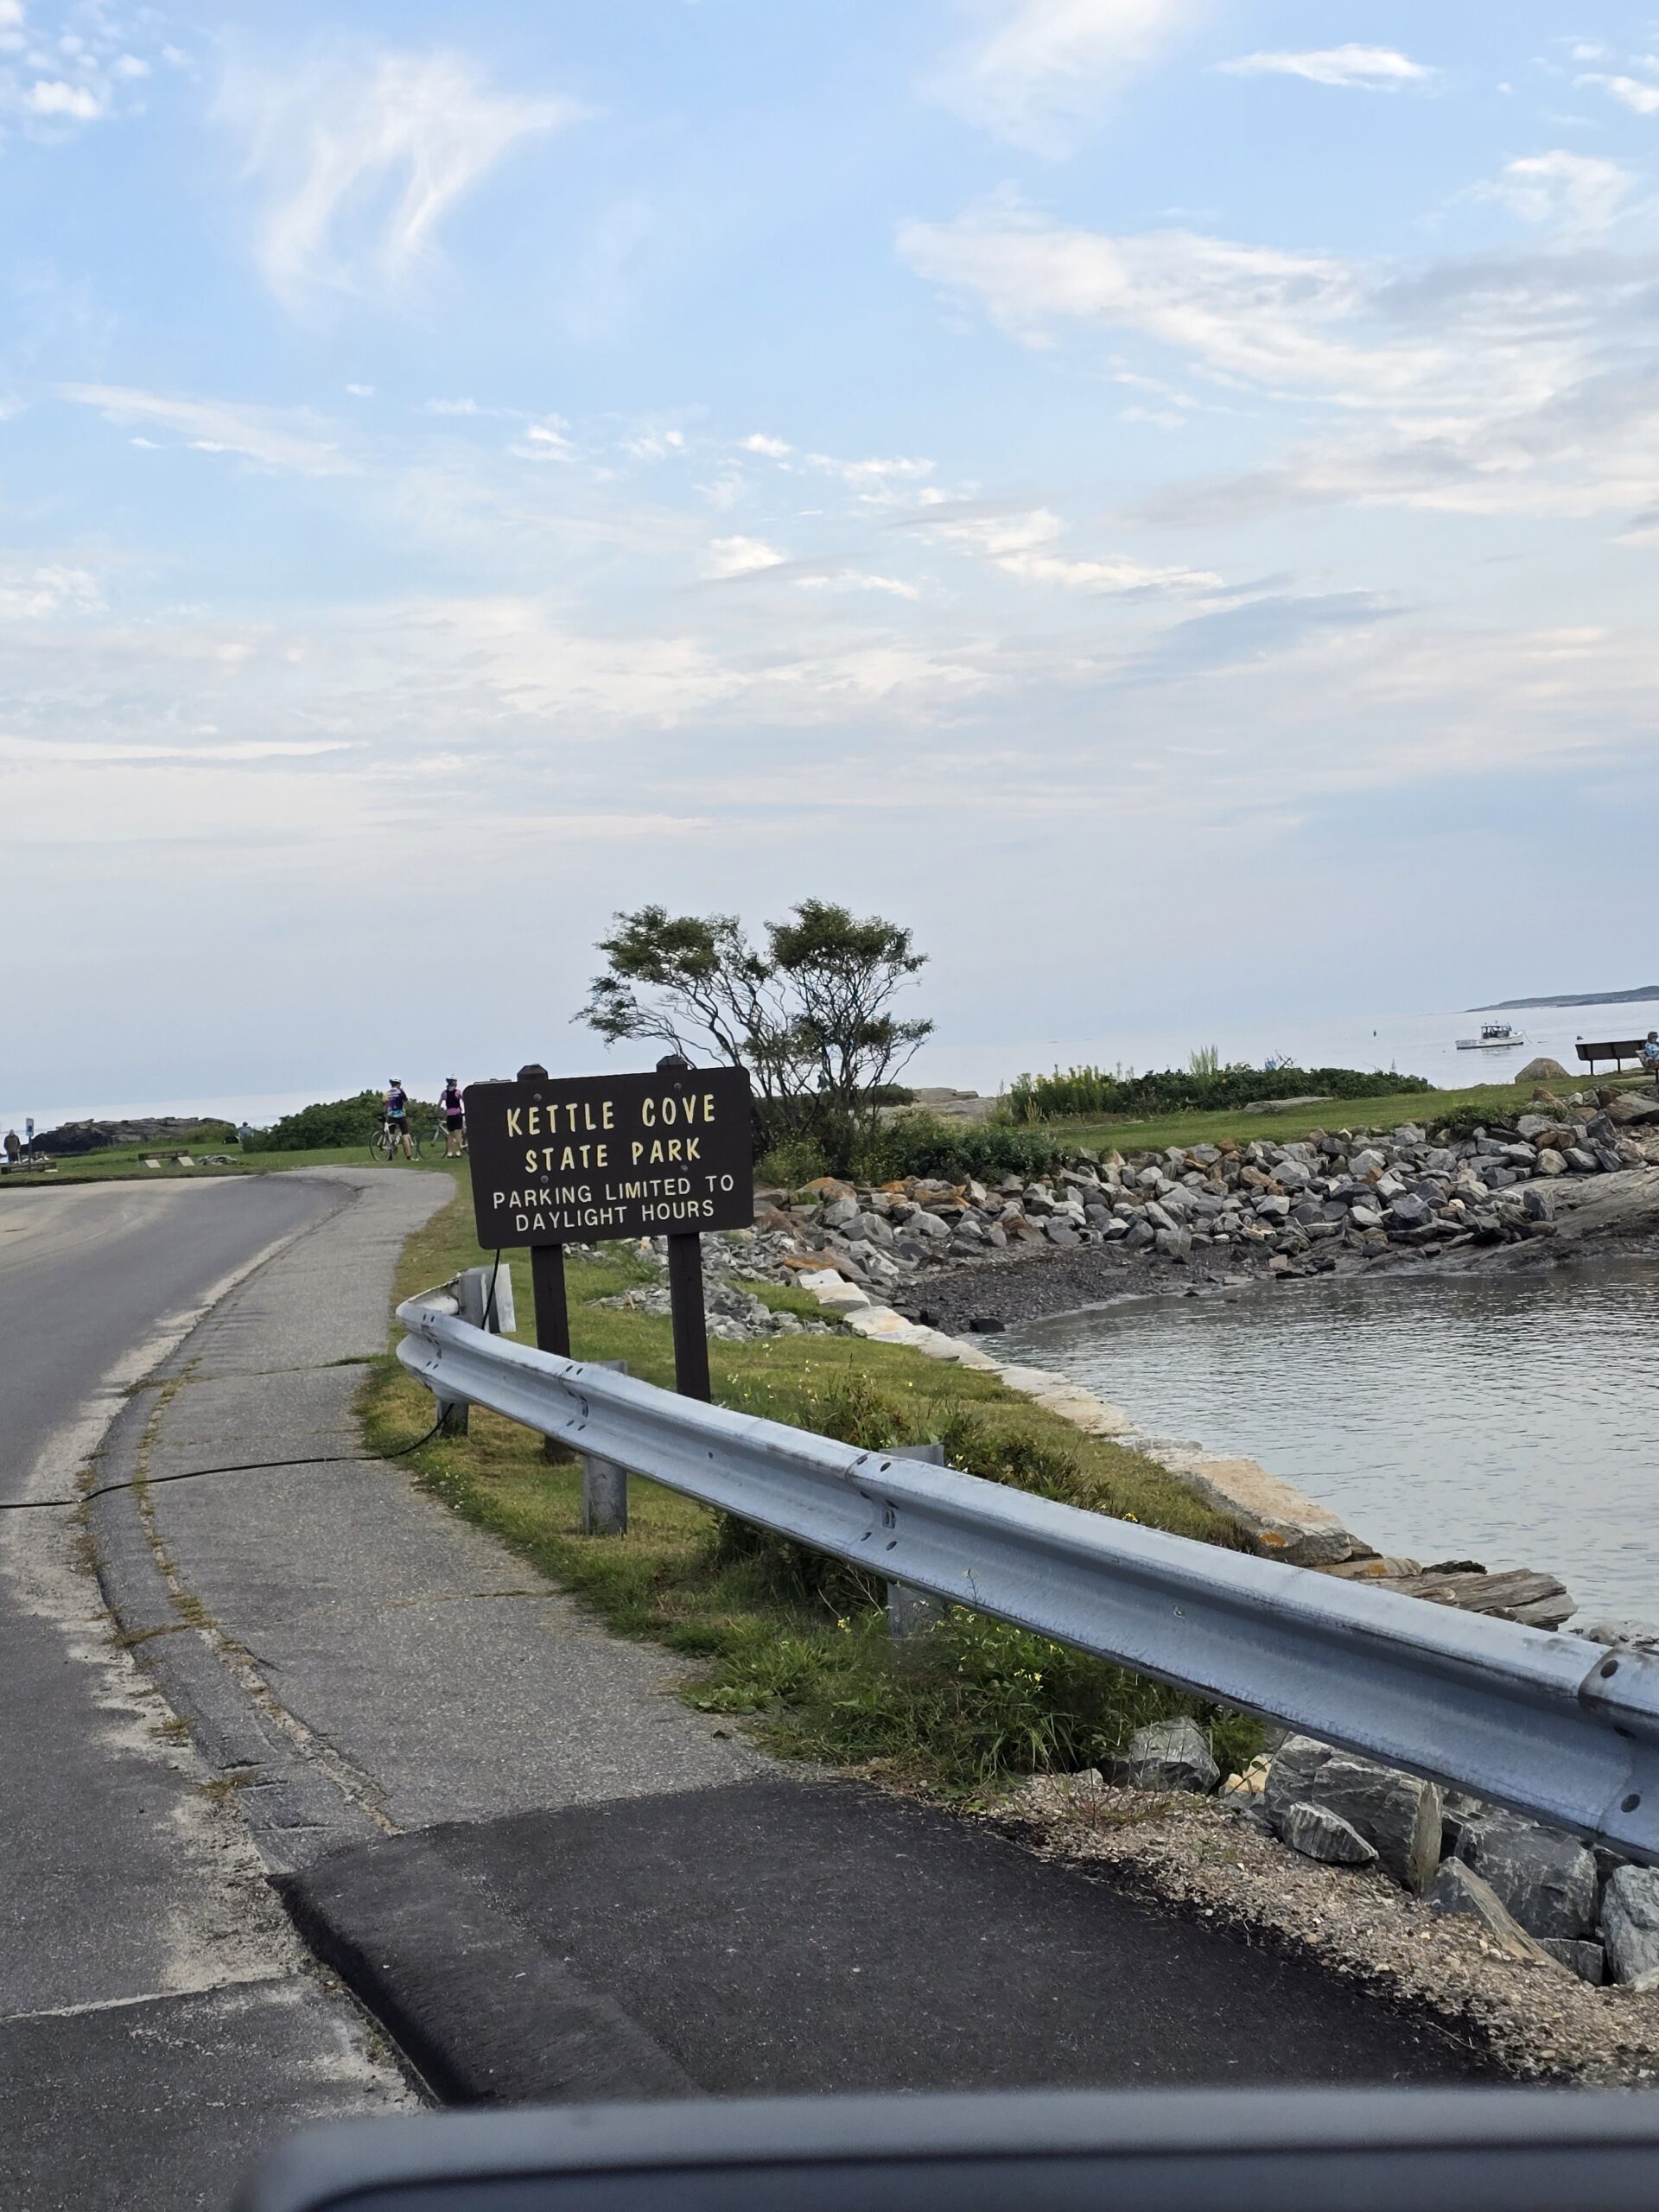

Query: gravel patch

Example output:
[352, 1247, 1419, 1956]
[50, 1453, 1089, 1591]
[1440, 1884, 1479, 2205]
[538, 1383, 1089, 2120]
[981, 1774, 1659, 2086]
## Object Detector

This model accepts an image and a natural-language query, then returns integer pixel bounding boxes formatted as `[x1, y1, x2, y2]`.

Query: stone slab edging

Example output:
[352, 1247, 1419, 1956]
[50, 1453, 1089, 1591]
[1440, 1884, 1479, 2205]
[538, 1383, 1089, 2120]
[795, 1268, 1357, 1566]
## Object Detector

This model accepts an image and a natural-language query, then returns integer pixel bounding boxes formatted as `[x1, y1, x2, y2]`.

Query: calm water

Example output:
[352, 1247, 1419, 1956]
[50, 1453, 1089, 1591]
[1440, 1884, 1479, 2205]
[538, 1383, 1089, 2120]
[1004, 1261, 1659, 1624]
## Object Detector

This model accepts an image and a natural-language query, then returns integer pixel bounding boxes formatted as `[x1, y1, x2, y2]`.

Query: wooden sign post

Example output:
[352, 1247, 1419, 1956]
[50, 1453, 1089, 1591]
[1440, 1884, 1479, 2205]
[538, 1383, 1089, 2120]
[463, 1058, 753, 1404]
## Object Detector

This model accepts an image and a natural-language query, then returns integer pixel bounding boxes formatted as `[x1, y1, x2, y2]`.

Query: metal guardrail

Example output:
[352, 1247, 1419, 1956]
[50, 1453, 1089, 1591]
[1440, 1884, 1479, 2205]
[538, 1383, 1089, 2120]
[396, 1295, 1659, 1863]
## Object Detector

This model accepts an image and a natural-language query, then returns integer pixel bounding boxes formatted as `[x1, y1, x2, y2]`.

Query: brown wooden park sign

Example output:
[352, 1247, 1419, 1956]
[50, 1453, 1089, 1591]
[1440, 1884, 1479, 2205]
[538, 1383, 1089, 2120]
[463, 1059, 754, 1402]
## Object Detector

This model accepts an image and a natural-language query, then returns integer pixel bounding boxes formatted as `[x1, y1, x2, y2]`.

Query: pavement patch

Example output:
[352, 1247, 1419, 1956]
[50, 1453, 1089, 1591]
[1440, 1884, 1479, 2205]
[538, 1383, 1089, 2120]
[278, 1835, 696, 2106]
[299, 1776, 1483, 2101]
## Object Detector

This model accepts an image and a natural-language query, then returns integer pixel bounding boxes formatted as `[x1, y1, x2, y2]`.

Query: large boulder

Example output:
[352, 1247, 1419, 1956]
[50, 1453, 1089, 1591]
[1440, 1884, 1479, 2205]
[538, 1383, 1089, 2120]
[1264, 1737, 1441, 1891]
[1427, 1859, 1560, 1968]
[1453, 1811, 1598, 1940]
[1600, 1866, 1659, 1986]
[1113, 1718, 1219, 1795]
[1516, 1058, 1569, 1083]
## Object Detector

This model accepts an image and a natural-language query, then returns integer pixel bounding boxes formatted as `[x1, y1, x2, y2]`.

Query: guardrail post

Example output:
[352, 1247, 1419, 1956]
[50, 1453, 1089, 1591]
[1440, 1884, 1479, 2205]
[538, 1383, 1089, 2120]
[887, 1443, 947, 1638]
[581, 1361, 631, 1535]
[440, 1265, 516, 1434]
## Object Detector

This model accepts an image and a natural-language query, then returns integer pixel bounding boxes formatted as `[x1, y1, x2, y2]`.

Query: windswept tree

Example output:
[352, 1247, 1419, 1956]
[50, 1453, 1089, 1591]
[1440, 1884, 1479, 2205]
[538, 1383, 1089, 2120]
[576, 900, 932, 1166]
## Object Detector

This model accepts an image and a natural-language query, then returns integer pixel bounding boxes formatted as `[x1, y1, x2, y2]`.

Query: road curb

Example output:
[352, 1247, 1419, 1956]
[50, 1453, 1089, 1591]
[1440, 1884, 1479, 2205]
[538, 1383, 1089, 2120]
[277, 1836, 698, 2105]
[84, 1182, 382, 1875]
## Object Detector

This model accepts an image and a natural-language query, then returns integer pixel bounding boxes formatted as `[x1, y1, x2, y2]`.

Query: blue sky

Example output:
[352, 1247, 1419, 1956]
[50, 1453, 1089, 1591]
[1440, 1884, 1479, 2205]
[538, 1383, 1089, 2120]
[4, 0, 1659, 1110]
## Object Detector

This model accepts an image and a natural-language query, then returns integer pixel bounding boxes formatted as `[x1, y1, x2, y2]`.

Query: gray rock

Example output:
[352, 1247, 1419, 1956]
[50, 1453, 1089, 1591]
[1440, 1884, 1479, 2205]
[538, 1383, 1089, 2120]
[909, 1208, 950, 1241]
[1600, 1866, 1659, 1985]
[1279, 1801, 1378, 1866]
[1538, 1937, 1605, 1985]
[1427, 1859, 1560, 1967]
[1521, 1187, 1554, 1221]
[1115, 1718, 1219, 1795]
[1439, 1789, 1490, 1859]
[1564, 1147, 1600, 1173]
[1454, 1810, 1599, 1940]
[1122, 1219, 1154, 1252]
[1388, 1193, 1432, 1227]
[1154, 1227, 1193, 1259]
[1264, 1736, 1441, 1891]
[1044, 1217, 1079, 1248]
[1576, 1618, 1659, 1656]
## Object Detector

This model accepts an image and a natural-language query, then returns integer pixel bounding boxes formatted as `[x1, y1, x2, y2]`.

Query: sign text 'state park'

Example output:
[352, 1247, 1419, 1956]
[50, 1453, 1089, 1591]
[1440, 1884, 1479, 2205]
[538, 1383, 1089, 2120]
[464, 1065, 755, 1249]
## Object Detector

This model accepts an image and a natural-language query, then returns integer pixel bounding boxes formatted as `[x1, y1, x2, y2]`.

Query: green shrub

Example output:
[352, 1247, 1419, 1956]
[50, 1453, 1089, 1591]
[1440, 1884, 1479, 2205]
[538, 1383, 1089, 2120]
[260, 1090, 441, 1151]
[853, 1111, 1064, 1185]
[739, 1608, 1261, 1789]
[1006, 1062, 1433, 1123]
[1430, 1102, 1519, 1141]
[755, 1135, 830, 1188]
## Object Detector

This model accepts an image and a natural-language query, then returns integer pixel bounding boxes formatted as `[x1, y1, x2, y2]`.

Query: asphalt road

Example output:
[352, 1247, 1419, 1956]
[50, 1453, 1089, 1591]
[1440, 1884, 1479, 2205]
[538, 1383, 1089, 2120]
[0, 1176, 415, 2211]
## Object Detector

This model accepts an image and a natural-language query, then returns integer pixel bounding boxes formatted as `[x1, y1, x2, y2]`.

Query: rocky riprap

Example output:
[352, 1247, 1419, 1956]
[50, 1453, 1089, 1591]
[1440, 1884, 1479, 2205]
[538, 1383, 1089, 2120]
[744, 1090, 1659, 1304]
[1211, 1724, 1659, 1993]
[594, 1230, 836, 1341]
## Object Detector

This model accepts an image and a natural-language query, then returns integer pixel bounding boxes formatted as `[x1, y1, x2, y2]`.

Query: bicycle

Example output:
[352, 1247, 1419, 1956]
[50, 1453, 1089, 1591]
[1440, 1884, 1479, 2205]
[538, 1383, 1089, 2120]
[371, 1121, 421, 1162]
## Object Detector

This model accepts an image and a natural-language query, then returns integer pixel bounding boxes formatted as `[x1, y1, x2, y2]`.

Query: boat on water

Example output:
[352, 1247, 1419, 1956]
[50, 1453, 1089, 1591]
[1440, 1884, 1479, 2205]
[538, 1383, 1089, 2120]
[1455, 1021, 1528, 1051]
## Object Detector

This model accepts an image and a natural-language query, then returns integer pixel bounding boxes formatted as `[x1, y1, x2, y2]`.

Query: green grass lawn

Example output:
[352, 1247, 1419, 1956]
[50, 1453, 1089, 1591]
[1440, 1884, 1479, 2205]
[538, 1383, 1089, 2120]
[1039, 1075, 1641, 1160]
[359, 1176, 1259, 1796]
[2, 1139, 462, 1187]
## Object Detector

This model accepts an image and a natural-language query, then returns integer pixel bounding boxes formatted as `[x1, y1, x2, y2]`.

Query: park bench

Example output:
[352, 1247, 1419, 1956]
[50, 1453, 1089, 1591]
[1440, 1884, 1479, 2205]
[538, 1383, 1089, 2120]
[1575, 1039, 1653, 1072]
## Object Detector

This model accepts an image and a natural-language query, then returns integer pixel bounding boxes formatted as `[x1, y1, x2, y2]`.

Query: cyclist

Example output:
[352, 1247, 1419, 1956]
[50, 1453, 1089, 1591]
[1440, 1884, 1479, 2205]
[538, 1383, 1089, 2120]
[383, 1079, 415, 1161]
[439, 1075, 466, 1156]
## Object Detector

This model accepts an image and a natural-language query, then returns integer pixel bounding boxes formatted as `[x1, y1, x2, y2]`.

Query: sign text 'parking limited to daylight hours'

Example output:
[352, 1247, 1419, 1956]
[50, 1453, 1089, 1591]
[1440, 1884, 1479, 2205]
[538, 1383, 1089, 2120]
[463, 1066, 755, 1248]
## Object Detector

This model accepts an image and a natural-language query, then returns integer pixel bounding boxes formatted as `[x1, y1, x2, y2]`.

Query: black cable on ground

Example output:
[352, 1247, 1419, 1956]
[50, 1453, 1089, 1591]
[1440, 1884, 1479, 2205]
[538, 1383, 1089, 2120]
[1, 1413, 450, 1514]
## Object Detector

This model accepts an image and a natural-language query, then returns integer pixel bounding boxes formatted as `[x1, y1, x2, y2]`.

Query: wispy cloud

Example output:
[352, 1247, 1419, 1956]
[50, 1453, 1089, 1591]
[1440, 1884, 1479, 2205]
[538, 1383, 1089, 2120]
[0, 563, 99, 619]
[1219, 47, 1433, 91]
[0, 735, 351, 763]
[702, 535, 785, 580]
[1475, 150, 1637, 240]
[899, 195, 1659, 524]
[221, 46, 582, 307]
[1577, 71, 1659, 115]
[927, 0, 1205, 153]
[924, 505, 1218, 593]
[60, 384, 357, 474]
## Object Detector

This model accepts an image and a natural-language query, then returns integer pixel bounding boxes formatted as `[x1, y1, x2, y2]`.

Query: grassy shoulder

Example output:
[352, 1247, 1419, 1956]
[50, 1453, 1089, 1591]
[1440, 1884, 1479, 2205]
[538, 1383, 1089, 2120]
[3, 1141, 461, 1187]
[1035, 1076, 1643, 1160]
[359, 1178, 1259, 1796]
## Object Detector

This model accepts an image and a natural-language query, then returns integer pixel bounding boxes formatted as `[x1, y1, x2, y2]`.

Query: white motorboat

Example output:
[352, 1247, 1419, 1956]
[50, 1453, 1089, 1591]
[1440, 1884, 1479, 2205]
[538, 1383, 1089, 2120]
[1455, 1021, 1527, 1051]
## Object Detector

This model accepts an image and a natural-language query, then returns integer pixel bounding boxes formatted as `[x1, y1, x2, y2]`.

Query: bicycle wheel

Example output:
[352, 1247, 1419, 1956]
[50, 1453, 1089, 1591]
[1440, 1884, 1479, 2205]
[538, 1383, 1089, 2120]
[371, 1128, 393, 1161]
